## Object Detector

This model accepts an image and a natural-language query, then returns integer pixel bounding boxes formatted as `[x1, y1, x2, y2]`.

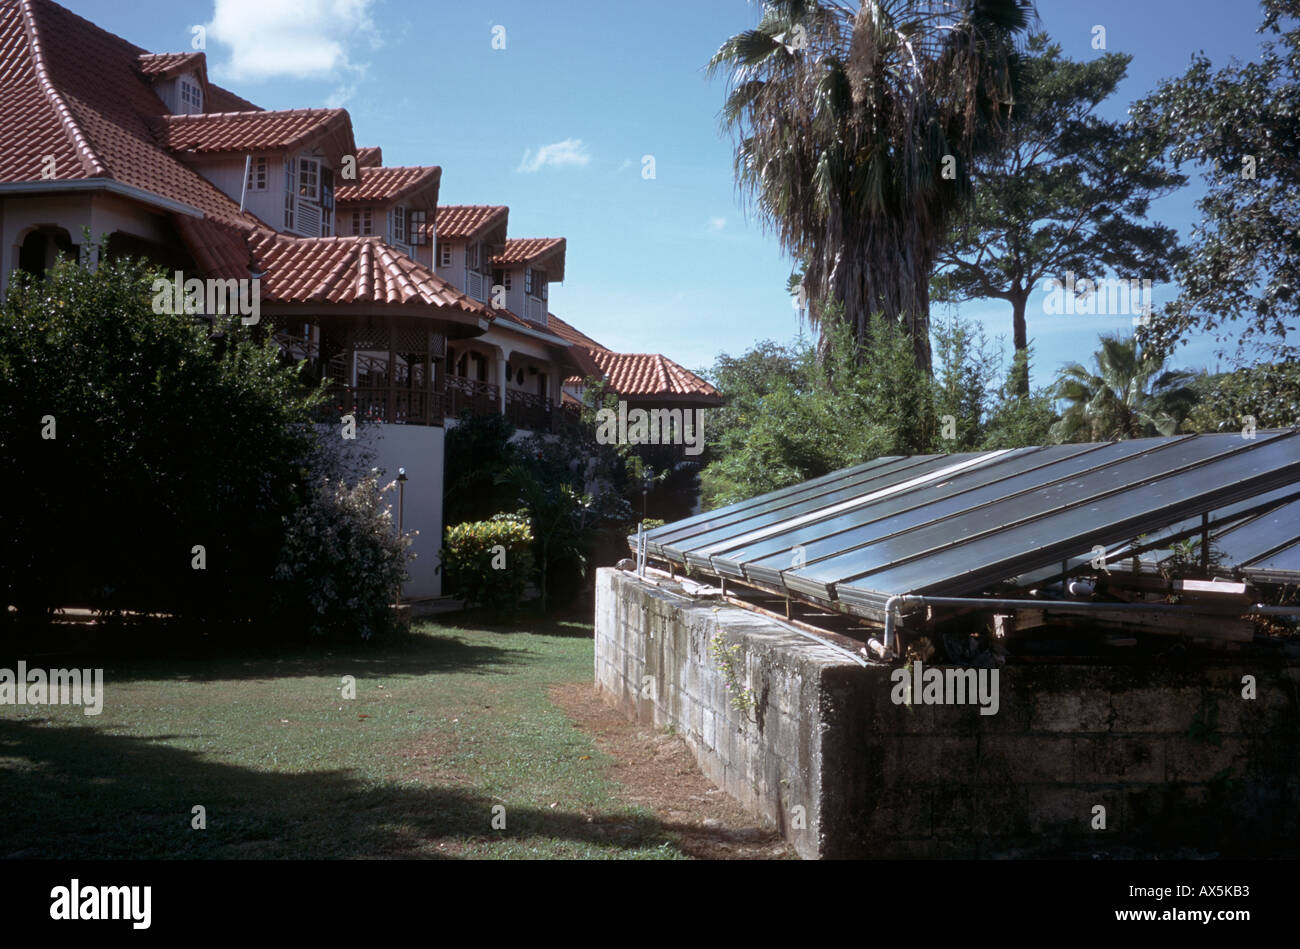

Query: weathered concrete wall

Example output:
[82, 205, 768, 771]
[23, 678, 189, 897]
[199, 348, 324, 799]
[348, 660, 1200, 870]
[595, 568, 1300, 859]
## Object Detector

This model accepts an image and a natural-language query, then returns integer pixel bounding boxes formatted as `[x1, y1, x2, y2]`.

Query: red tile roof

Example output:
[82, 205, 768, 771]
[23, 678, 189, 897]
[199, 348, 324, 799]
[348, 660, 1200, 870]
[356, 145, 382, 167]
[0, 0, 486, 330]
[153, 107, 354, 158]
[0, 0, 263, 223]
[335, 165, 441, 205]
[546, 313, 720, 402]
[585, 350, 719, 402]
[491, 237, 566, 281]
[436, 205, 507, 241]
[246, 228, 494, 312]
[135, 51, 204, 80]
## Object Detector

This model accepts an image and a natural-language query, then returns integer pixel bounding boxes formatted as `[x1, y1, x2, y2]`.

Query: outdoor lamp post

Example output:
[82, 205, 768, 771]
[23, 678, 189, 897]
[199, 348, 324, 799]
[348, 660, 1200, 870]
[396, 467, 407, 606]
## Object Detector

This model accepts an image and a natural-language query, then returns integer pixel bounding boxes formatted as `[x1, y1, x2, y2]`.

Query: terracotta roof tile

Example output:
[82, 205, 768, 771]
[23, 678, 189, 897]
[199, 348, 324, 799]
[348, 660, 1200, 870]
[547, 312, 719, 402]
[336, 164, 440, 205]
[586, 350, 719, 401]
[3, 0, 261, 223]
[245, 228, 494, 313]
[436, 204, 507, 241]
[355, 145, 381, 167]
[153, 107, 352, 156]
[491, 236, 565, 281]
[135, 51, 204, 80]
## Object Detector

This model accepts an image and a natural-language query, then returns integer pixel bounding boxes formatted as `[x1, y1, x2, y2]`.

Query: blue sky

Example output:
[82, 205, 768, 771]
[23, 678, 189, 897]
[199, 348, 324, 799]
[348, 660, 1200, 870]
[69, 0, 1286, 387]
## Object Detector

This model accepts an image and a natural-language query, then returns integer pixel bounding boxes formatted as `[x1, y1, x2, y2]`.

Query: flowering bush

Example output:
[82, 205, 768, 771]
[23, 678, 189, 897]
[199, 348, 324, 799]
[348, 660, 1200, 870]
[273, 472, 412, 639]
[441, 513, 535, 611]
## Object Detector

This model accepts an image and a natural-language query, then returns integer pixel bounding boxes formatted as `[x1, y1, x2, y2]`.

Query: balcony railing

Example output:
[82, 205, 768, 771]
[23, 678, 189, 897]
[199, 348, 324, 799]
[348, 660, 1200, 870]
[445, 376, 500, 420]
[321, 384, 444, 427]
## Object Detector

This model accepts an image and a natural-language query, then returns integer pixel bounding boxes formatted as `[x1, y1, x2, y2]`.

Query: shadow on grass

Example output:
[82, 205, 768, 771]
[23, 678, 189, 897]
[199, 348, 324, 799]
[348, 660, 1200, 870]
[431, 606, 594, 639]
[0, 718, 689, 860]
[0, 627, 531, 685]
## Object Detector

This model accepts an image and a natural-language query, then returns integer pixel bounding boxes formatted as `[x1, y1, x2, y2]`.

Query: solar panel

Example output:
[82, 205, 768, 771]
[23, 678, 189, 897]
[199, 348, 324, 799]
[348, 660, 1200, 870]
[633, 431, 1300, 620]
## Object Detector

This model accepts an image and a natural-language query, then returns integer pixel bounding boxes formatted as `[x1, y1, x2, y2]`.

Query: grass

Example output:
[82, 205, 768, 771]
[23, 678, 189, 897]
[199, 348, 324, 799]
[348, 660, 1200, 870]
[0, 614, 685, 859]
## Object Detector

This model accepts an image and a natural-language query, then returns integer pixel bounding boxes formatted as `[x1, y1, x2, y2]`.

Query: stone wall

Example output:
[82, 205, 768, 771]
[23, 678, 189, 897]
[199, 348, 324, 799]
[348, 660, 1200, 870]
[595, 567, 1300, 859]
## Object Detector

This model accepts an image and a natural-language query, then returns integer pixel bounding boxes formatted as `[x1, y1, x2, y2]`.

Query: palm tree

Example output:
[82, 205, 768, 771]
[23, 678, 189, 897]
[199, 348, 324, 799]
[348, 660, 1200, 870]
[1050, 334, 1199, 442]
[709, 0, 1036, 374]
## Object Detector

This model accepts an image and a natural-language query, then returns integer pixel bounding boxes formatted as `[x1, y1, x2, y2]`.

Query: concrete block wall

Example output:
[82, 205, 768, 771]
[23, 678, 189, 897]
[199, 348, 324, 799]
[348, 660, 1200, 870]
[595, 568, 1300, 859]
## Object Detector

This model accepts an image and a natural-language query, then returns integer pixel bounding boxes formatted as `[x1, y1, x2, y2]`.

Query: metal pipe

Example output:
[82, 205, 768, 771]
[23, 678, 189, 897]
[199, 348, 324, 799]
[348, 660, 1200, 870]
[867, 594, 1297, 661]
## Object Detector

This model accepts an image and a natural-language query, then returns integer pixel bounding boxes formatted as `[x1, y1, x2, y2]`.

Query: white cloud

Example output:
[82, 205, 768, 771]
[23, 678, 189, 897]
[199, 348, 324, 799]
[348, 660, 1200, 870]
[516, 139, 592, 174]
[708, 217, 727, 232]
[204, 0, 379, 97]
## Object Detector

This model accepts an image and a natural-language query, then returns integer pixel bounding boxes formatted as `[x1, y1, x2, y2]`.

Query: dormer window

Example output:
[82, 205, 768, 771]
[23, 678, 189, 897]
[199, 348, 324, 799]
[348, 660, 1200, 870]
[465, 243, 479, 269]
[439, 243, 453, 268]
[392, 206, 407, 244]
[526, 267, 547, 296]
[178, 76, 203, 113]
[351, 208, 373, 236]
[493, 268, 511, 291]
[409, 210, 427, 246]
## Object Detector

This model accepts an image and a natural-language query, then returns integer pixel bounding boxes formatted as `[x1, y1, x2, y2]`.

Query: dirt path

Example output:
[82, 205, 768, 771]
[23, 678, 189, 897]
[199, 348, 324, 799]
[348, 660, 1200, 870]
[549, 682, 796, 860]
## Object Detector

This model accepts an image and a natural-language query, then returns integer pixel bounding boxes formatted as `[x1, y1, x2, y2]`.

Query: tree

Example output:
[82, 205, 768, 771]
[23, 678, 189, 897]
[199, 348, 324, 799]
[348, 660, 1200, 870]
[934, 34, 1184, 393]
[1183, 362, 1300, 433]
[0, 249, 321, 623]
[1130, 0, 1300, 362]
[701, 313, 935, 506]
[709, 0, 1035, 373]
[1050, 334, 1199, 443]
[443, 411, 519, 526]
[980, 347, 1057, 448]
[931, 314, 997, 450]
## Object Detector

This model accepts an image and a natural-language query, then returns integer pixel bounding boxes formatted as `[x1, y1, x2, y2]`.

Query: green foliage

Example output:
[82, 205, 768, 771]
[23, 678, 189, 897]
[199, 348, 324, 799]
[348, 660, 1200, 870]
[499, 433, 632, 612]
[934, 33, 1184, 388]
[1050, 334, 1200, 442]
[1130, 0, 1300, 362]
[980, 347, 1059, 449]
[443, 411, 519, 526]
[441, 512, 535, 612]
[274, 472, 412, 639]
[701, 311, 935, 507]
[932, 315, 998, 450]
[709, 631, 755, 717]
[1183, 361, 1300, 433]
[0, 247, 323, 622]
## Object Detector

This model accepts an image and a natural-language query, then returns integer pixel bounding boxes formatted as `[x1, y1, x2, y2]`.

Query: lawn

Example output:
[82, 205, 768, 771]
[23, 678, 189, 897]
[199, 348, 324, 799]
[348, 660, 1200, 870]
[0, 615, 687, 859]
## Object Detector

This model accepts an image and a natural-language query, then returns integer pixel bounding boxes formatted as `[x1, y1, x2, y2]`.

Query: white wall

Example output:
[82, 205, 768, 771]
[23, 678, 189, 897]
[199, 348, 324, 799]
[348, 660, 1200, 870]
[344, 423, 446, 600]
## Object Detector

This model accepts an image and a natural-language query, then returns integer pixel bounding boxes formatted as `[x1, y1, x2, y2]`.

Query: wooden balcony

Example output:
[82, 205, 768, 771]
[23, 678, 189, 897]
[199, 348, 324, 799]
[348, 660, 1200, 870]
[445, 376, 500, 421]
[321, 384, 445, 426]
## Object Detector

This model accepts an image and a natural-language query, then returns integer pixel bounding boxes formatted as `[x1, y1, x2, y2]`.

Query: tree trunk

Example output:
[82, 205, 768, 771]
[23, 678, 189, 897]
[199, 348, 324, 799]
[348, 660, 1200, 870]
[1011, 291, 1030, 397]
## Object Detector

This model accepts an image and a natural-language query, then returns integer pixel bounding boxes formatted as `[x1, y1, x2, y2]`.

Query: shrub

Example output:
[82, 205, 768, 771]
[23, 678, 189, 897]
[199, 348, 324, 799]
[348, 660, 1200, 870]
[273, 472, 412, 639]
[0, 246, 322, 621]
[441, 513, 535, 611]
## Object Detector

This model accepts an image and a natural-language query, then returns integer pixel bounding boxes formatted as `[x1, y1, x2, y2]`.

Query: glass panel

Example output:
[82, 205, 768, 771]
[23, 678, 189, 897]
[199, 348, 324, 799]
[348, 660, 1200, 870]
[829, 433, 1299, 598]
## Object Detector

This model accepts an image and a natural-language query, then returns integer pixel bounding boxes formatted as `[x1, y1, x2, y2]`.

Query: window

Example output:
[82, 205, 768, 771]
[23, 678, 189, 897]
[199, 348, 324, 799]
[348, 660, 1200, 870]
[492, 268, 512, 292]
[439, 243, 453, 268]
[392, 206, 407, 244]
[465, 243, 479, 269]
[178, 77, 202, 112]
[524, 267, 533, 296]
[246, 157, 268, 192]
[284, 193, 295, 231]
[298, 158, 320, 201]
[409, 210, 427, 246]
[351, 208, 373, 236]
[527, 267, 547, 297]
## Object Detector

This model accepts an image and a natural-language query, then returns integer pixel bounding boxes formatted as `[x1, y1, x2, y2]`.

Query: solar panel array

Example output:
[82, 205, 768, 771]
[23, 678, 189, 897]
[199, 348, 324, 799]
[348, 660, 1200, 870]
[638, 431, 1300, 620]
